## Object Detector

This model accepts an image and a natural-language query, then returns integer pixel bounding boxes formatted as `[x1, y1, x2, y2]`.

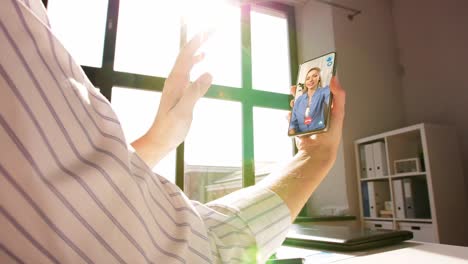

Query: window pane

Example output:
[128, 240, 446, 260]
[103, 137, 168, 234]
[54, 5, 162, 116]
[111, 87, 176, 182]
[186, 2, 242, 88]
[48, 0, 108, 67]
[184, 98, 242, 202]
[253, 107, 294, 182]
[251, 8, 291, 94]
[114, 0, 181, 78]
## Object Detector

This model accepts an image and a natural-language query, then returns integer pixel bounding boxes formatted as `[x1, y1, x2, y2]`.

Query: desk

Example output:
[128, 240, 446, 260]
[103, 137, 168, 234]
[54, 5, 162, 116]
[276, 241, 468, 263]
[294, 216, 356, 223]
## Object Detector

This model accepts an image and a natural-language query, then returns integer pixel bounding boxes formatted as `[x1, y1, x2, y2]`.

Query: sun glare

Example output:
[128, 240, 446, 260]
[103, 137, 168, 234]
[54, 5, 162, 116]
[181, 0, 235, 32]
[181, 0, 242, 87]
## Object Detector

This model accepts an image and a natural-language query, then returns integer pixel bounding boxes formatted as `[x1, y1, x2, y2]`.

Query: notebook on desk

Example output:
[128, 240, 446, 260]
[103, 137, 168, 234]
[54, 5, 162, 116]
[284, 224, 413, 251]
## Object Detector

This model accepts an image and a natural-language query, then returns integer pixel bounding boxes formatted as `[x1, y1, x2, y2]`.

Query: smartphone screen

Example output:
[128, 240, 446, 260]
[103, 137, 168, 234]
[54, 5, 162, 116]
[288, 52, 336, 137]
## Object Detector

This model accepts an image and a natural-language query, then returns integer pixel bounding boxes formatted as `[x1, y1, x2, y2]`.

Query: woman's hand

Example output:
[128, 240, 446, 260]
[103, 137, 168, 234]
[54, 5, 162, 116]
[131, 33, 213, 167]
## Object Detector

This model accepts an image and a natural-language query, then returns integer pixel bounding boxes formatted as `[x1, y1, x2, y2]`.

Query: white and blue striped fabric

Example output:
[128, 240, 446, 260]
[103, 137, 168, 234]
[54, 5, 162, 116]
[0, 0, 291, 263]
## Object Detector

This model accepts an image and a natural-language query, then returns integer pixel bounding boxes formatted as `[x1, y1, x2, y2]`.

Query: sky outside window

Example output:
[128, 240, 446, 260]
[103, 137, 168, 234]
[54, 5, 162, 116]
[47, 0, 108, 67]
[253, 107, 294, 182]
[185, 1, 242, 88]
[114, 0, 181, 78]
[251, 8, 291, 94]
[111, 87, 176, 183]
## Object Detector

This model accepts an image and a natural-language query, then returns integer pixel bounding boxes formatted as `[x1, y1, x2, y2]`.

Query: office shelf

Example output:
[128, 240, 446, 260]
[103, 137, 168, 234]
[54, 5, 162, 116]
[363, 217, 393, 221]
[355, 123, 468, 245]
[390, 172, 426, 179]
[360, 176, 389, 182]
[395, 218, 432, 223]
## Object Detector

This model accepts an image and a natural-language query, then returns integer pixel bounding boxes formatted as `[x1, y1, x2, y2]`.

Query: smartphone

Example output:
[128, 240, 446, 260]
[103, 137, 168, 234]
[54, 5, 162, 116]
[288, 52, 337, 137]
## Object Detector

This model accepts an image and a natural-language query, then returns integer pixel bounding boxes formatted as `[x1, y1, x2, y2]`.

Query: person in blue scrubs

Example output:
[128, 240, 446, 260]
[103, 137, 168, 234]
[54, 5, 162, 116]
[289, 67, 331, 135]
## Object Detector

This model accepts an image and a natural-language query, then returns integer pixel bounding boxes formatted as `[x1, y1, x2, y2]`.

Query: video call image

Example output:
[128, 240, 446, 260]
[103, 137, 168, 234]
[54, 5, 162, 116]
[288, 53, 335, 136]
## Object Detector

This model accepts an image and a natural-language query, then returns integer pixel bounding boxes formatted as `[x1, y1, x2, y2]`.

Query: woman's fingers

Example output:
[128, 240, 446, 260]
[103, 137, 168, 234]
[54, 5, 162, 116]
[290, 85, 297, 96]
[161, 32, 211, 111]
[184, 31, 213, 58]
[174, 72, 213, 114]
[329, 76, 346, 133]
[172, 32, 213, 76]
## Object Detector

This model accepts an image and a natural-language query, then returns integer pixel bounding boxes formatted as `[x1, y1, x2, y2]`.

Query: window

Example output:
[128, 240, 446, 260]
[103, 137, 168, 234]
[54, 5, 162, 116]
[184, 98, 242, 202]
[253, 107, 294, 183]
[186, 3, 242, 88]
[49, 1, 297, 202]
[111, 87, 176, 183]
[251, 7, 292, 94]
[48, 0, 109, 67]
[114, 0, 181, 77]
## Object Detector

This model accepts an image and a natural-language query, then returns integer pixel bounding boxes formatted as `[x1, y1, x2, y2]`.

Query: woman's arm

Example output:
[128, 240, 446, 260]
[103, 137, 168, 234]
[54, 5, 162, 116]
[131, 33, 213, 167]
[259, 77, 345, 219]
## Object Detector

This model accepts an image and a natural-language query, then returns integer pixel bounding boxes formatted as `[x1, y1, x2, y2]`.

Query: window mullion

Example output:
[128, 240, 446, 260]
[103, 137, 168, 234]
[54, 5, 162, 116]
[285, 4, 299, 156]
[241, 5, 255, 188]
[100, 0, 120, 101]
[176, 16, 188, 190]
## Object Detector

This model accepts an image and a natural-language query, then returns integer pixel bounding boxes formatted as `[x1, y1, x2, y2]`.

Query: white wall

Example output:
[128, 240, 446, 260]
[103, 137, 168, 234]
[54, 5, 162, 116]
[332, 0, 406, 217]
[392, 0, 468, 199]
[295, 0, 348, 216]
[296, 0, 406, 217]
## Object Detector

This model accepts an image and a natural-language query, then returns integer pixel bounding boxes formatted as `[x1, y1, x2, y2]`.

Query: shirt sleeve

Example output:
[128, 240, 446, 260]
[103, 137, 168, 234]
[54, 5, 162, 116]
[289, 95, 303, 130]
[289, 108, 298, 130]
[17, 0, 50, 27]
[192, 186, 291, 263]
[324, 86, 331, 103]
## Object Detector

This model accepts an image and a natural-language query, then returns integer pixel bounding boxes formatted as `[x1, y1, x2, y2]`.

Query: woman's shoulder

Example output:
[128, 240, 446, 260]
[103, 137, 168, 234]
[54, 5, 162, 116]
[296, 92, 308, 101]
[320, 85, 331, 94]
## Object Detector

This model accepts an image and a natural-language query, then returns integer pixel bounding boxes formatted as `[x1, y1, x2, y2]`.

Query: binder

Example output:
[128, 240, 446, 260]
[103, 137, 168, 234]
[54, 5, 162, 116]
[359, 144, 368, 178]
[368, 182, 376, 217]
[361, 182, 370, 217]
[403, 178, 415, 218]
[392, 180, 406, 218]
[372, 142, 388, 177]
[413, 178, 431, 218]
[403, 178, 431, 219]
[364, 144, 375, 178]
[368, 181, 390, 218]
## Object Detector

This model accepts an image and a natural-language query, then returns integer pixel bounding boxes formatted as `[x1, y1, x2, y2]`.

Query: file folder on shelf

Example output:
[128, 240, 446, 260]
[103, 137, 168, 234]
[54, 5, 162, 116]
[359, 144, 368, 178]
[403, 178, 431, 219]
[364, 144, 375, 178]
[367, 181, 390, 218]
[392, 179, 406, 218]
[372, 142, 388, 177]
[361, 182, 370, 217]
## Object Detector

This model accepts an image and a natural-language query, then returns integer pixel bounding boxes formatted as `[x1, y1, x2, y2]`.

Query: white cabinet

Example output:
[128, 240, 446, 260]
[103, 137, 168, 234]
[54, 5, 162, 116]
[364, 220, 393, 230]
[398, 222, 435, 242]
[355, 123, 468, 245]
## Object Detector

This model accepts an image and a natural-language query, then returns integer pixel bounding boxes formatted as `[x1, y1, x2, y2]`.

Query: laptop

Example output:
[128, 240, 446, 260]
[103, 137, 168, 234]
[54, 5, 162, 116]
[284, 224, 413, 251]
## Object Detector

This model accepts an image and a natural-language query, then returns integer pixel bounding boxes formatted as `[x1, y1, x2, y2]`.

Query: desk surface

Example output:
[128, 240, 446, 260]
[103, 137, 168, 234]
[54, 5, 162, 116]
[277, 241, 468, 263]
[338, 242, 468, 263]
[294, 216, 356, 223]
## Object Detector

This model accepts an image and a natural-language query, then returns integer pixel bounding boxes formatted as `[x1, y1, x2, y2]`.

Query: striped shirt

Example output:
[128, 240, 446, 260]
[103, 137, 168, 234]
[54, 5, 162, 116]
[0, 1, 291, 263]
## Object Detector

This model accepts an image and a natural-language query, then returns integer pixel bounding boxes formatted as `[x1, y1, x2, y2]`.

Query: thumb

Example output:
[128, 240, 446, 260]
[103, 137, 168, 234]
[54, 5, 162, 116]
[175, 72, 213, 111]
[328, 76, 346, 134]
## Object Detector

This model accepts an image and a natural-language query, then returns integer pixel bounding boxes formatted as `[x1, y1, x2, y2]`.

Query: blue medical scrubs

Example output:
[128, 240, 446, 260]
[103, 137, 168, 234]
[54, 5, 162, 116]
[289, 86, 330, 133]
